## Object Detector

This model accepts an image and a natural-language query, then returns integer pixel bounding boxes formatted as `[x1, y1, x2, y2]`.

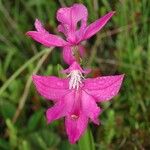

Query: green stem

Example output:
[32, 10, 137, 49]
[0, 48, 53, 96]
[78, 127, 95, 150]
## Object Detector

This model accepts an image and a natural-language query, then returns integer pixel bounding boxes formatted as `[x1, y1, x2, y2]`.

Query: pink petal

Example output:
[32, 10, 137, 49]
[57, 4, 88, 32]
[62, 61, 91, 75]
[46, 91, 74, 123]
[57, 24, 68, 37]
[83, 75, 124, 102]
[46, 100, 66, 123]
[26, 19, 67, 47]
[32, 75, 70, 101]
[26, 31, 67, 47]
[57, 4, 88, 43]
[65, 113, 88, 144]
[62, 45, 85, 65]
[82, 90, 101, 125]
[34, 19, 46, 32]
[62, 46, 75, 65]
[83, 11, 115, 40]
[62, 61, 82, 73]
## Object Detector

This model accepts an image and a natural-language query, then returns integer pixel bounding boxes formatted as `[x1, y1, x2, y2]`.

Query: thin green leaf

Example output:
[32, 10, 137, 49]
[78, 127, 95, 150]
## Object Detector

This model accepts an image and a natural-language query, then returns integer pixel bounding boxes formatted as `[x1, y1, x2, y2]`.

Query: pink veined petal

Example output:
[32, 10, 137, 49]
[62, 61, 83, 74]
[71, 4, 88, 30]
[75, 28, 86, 43]
[83, 11, 115, 40]
[46, 100, 67, 124]
[57, 7, 71, 25]
[26, 19, 68, 47]
[82, 90, 101, 125]
[57, 4, 88, 31]
[32, 75, 70, 101]
[65, 113, 88, 144]
[62, 46, 75, 65]
[34, 19, 47, 33]
[69, 89, 82, 119]
[57, 4, 88, 43]
[46, 91, 74, 123]
[26, 31, 67, 47]
[57, 24, 68, 37]
[83, 75, 124, 102]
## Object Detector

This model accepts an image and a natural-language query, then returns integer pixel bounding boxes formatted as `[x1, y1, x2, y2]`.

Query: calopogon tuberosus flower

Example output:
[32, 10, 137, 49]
[26, 4, 115, 65]
[32, 61, 124, 143]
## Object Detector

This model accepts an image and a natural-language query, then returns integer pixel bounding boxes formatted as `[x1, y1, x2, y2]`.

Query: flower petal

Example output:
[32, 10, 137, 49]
[65, 113, 88, 144]
[32, 75, 70, 101]
[34, 19, 46, 32]
[57, 4, 88, 32]
[62, 46, 75, 65]
[46, 100, 66, 123]
[46, 91, 74, 123]
[57, 24, 68, 37]
[83, 75, 124, 102]
[62, 61, 90, 75]
[82, 90, 101, 125]
[26, 19, 67, 47]
[57, 4, 88, 43]
[83, 11, 115, 40]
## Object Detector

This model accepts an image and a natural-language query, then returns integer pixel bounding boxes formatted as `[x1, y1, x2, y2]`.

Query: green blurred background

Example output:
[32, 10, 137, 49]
[0, 0, 150, 149]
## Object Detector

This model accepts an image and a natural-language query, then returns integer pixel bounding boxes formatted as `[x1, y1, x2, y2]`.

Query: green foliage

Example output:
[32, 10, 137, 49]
[0, 0, 150, 149]
[27, 109, 44, 132]
[78, 128, 95, 150]
[6, 119, 18, 148]
[1, 101, 16, 119]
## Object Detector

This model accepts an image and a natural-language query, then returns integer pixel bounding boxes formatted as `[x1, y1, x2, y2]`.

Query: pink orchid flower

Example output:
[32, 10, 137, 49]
[32, 61, 124, 143]
[26, 4, 115, 65]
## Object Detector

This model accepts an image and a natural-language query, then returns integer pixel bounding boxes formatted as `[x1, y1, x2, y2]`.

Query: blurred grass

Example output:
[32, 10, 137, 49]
[0, 0, 150, 149]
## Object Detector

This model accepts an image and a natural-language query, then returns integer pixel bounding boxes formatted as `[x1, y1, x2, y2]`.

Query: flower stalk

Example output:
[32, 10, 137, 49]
[72, 46, 82, 64]
[78, 127, 95, 150]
